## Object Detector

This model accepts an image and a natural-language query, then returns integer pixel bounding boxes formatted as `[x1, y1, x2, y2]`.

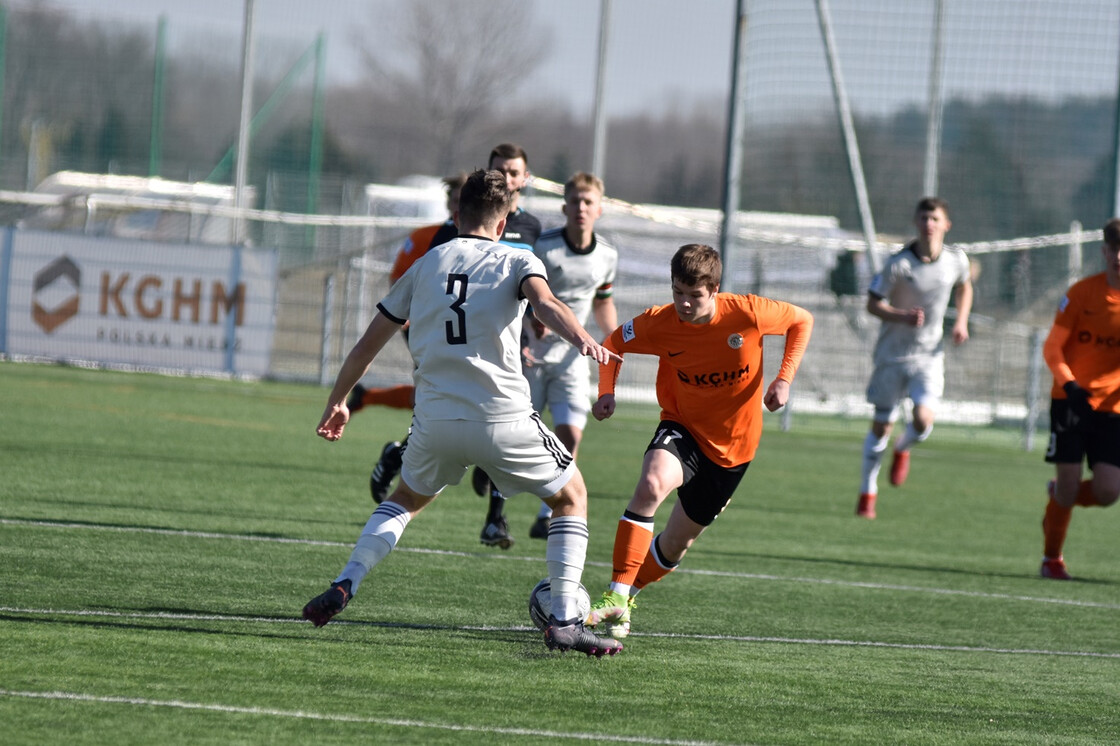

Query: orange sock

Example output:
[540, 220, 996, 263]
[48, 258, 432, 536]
[1042, 497, 1072, 559]
[1075, 480, 1100, 507]
[361, 385, 415, 410]
[634, 549, 675, 590]
[611, 518, 654, 587]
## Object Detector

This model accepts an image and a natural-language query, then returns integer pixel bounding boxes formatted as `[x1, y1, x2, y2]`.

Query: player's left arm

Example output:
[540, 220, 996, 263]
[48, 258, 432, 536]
[521, 275, 621, 366]
[763, 303, 814, 412]
[950, 274, 974, 345]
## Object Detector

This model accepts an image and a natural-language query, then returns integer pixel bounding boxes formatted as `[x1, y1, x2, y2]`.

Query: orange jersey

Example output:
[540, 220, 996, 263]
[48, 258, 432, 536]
[599, 293, 813, 466]
[1044, 272, 1120, 413]
[389, 221, 455, 283]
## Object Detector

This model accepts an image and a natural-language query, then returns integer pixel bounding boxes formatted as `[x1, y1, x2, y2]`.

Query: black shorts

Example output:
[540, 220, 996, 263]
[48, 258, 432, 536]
[1045, 399, 1120, 468]
[645, 420, 749, 526]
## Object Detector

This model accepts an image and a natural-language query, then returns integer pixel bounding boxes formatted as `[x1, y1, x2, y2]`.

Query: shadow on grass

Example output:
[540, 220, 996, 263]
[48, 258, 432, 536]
[0, 610, 538, 649]
[1, 514, 348, 537]
[1, 441, 340, 477]
[688, 546, 1120, 586]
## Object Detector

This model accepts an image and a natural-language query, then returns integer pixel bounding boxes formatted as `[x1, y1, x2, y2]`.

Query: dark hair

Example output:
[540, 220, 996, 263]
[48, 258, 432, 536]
[488, 143, 529, 168]
[442, 172, 468, 192]
[458, 169, 512, 227]
[915, 196, 950, 218]
[671, 244, 722, 291]
[1104, 218, 1120, 247]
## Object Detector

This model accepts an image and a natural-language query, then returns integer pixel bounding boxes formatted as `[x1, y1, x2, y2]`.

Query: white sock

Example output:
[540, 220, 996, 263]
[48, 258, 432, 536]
[860, 430, 889, 495]
[335, 501, 412, 595]
[894, 422, 932, 453]
[545, 515, 589, 623]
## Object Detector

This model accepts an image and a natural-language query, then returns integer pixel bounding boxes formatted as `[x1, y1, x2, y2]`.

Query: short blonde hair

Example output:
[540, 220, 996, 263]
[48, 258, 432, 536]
[564, 172, 604, 199]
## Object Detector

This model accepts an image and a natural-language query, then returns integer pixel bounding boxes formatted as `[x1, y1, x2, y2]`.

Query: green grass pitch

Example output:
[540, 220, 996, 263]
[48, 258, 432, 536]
[2, 361, 1118, 744]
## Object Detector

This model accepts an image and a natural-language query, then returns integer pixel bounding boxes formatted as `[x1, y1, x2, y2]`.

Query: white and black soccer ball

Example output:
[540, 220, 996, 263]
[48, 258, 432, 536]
[528, 578, 592, 631]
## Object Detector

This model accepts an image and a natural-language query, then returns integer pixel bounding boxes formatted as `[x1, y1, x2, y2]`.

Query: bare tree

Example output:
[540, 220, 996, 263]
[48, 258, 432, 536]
[355, 0, 551, 173]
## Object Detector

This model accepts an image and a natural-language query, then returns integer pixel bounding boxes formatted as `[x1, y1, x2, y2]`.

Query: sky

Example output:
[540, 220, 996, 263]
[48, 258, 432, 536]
[25, 0, 739, 117]
[12, 0, 1120, 121]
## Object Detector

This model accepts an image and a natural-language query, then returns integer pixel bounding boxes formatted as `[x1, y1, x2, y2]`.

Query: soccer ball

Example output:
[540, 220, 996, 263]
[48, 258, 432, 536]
[528, 578, 591, 631]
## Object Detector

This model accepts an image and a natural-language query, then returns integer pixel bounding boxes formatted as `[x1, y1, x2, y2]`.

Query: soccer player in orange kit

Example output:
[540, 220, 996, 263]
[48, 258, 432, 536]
[1038, 217, 1120, 580]
[584, 243, 813, 637]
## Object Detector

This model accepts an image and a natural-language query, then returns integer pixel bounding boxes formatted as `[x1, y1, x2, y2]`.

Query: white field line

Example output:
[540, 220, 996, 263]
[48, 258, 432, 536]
[2, 606, 1119, 660]
[0, 689, 739, 746]
[4, 516, 1118, 612]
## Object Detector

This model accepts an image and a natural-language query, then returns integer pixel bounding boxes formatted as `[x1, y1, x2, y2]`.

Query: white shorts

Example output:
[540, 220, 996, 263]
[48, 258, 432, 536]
[399, 413, 576, 499]
[865, 355, 944, 423]
[525, 357, 591, 431]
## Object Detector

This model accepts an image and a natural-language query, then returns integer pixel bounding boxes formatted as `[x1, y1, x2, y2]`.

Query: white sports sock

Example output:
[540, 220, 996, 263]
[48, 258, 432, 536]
[860, 430, 889, 495]
[894, 422, 932, 453]
[335, 501, 412, 595]
[545, 515, 589, 623]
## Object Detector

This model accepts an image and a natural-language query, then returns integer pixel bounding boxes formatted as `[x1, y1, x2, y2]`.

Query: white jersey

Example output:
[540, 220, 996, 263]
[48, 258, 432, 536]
[869, 242, 970, 365]
[526, 228, 617, 366]
[378, 235, 547, 422]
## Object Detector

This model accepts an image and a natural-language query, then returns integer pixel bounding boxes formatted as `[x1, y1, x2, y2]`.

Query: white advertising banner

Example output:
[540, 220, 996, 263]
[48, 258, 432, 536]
[2, 231, 277, 376]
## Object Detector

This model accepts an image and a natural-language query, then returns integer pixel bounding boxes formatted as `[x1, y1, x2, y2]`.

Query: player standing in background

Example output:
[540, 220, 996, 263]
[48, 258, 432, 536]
[522, 171, 618, 540]
[366, 145, 542, 554]
[1038, 218, 1120, 580]
[856, 197, 973, 519]
[302, 169, 622, 657]
[584, 244, 813, 638]
[348, 172, 467, 422]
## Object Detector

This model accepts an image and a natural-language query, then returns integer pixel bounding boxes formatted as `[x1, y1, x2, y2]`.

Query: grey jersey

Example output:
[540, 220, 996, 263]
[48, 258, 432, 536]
[526, 228, 617, 366]
[378, 235, 547, 422]
[869, 242, 971, 364]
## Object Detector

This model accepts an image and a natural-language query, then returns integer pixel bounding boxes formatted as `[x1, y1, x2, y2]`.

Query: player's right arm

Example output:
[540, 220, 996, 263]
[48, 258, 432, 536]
[1043, 322, 1075, 388]
[316, 312, 401, 441]
[867, 291, 923, 327]
[592, 322, 629, 421]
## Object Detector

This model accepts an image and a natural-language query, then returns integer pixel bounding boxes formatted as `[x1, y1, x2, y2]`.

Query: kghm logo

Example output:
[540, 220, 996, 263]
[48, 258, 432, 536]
[32, 255, 80, 333]
[676, 364, 750, 387]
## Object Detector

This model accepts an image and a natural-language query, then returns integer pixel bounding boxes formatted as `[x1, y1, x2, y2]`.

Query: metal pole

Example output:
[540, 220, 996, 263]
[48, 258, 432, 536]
[815, 0, 880, 274]
[306, 32, 327, 251]
[149, 15, 167, 177]
[590, 0, 612, 178]
[224, 245, 242, 374]
[1023, 328, 1044, 452]
[320, 273, 335, 386]
[233, 0, 256, 244]
[1068, 219, 1083, 285]
[0, 6, 8, 168]
[1113, 9, 1120, 218]
[718, 0, 749, 293]
[922, 0, 945, 197]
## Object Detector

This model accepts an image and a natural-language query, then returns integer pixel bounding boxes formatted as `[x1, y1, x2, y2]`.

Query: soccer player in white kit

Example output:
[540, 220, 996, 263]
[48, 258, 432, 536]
[522, 171, 618, 539]
[856, 197, 973, 519]
[302, 168, 622, 657]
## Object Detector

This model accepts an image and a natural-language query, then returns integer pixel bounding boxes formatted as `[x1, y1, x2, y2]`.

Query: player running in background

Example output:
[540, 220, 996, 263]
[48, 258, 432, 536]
[1038, 217, 1120, 580]
[584, 244, 813, 638]
[856, 197, 973, 519]
[521, 171, 618, 540]
[302, 169, 622, 657]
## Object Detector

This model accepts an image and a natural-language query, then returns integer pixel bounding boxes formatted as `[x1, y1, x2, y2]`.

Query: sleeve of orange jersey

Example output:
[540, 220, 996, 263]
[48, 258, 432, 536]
[597, 324, 626, 397]
[1042, 322, 1075, 390]
[389, 237, 415, 285]
[775, 304, 813, 383]
[389, 225, 439, 284]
